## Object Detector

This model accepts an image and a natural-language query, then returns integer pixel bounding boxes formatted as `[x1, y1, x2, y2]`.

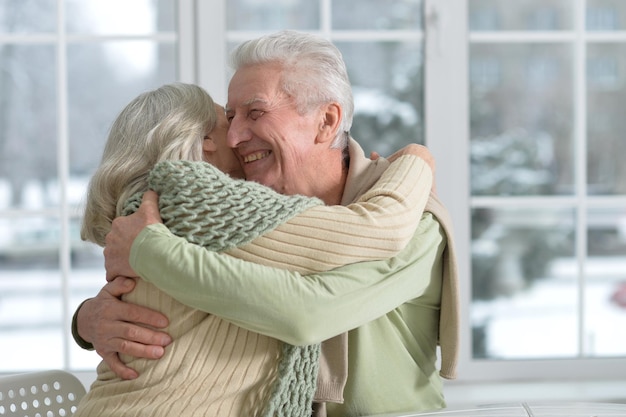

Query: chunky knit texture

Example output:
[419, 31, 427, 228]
[123, 160, 322, 251]
[123, 160, 322, 417]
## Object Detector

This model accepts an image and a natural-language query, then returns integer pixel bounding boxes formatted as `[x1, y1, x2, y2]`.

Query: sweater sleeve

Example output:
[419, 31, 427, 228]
[131, 212, 445, 345]
[226, 154, 433, 272]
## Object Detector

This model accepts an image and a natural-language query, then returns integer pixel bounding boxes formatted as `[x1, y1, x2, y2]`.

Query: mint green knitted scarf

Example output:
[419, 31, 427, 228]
[123, 160, 321, 417]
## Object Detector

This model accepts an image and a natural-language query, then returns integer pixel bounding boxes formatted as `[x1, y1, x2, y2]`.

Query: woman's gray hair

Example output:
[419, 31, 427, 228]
[230, 30, 353, 149]
[81, 82, 216, 246]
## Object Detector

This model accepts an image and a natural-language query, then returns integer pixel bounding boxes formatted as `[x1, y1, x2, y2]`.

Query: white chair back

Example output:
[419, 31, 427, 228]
[0, 370, 86, 417]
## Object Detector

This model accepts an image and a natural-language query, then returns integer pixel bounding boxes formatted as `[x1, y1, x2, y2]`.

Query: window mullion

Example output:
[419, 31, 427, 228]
[574, 0, 588, 358]
[56, 0, 71, 370]
[177, 0, 196, 83]
[197, 0, 227, 104]
[320, 0, 331, 35]
[423, 0, 471, 377]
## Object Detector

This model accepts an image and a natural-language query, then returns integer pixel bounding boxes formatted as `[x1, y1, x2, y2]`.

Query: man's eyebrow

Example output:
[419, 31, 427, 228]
[225, 97, 268, 113]
[244, 98, 268, 106]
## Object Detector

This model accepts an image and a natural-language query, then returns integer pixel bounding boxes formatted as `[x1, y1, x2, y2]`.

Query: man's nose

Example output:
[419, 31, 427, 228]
[226, 117, 251, 149]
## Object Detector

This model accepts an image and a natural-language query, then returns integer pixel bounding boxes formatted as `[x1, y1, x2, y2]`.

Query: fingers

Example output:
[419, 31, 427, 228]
[104, 190, 162, 281]
[139, 190, 162, 224]
[117, 306, 170, 336]
[118, 336, 167, 359]
[98, 340, 167, 380]
[390, 144, 436, 174]
[141, 189, 159, 206]
[96, 286, 170, 332]
[94, 320, 170, 380]
[75, 279, 173, 380]
[97, 324, 169, 358]
[79, 284, 171, 345]
[103, 276, 136, 297]
[99, 352, 139, 380]
[412, 145, 435, 174]
[103, 227, 137, 281]
[98, 333, 168, 380]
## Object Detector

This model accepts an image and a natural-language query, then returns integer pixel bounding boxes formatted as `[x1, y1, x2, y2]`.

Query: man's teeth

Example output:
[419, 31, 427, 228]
[244, 151, 270, 163]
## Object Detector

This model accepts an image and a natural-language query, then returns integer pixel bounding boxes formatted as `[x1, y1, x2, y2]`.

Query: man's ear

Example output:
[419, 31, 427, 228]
[316, 102, 342, 144]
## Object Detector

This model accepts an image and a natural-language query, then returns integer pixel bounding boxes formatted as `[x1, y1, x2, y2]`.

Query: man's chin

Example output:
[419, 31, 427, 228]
[245, 171, 279, 190]
[245, 174, 269, 186]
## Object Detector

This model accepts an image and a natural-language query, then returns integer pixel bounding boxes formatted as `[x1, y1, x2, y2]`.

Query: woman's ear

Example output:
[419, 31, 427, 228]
[316, 102, 342, 144]
[202, 136, 218, 161]
[203, 135, 218, 153]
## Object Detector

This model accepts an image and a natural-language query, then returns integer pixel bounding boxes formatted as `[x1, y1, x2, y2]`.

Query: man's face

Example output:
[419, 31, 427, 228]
[225, 63, 323, 196]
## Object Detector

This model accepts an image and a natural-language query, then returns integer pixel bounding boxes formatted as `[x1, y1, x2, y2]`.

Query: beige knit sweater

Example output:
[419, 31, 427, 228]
[73, 154, 432, 417]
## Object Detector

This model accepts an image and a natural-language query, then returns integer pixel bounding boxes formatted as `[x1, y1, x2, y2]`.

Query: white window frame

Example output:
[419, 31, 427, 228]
[426, 0, 626, 393]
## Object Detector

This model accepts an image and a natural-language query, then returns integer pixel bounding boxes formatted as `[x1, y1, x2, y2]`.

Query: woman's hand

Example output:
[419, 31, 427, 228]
[104, 190, 163, 281]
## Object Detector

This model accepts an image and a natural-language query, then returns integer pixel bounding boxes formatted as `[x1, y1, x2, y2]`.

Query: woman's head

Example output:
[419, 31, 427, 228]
[81, 82, 238, 246]
[229, 30, 354, 150]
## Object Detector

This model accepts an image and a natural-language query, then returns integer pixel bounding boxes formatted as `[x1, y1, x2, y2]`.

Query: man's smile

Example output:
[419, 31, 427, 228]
[243, 150, 272, 164]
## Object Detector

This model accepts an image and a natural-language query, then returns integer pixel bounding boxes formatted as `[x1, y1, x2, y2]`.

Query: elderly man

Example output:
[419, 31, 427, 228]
[75, 30, 459, 416]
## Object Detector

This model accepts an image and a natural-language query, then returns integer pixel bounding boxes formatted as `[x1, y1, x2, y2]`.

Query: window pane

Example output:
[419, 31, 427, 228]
[470, 43, 574, 196]
[586, 0, 626, 31]
[226, 0, 319, 31]
[587, 43, 626, 196]
[68, 41, 177, 179]
[586, 208, 626, 356]
[0, 216, 64, 371]
[469, 0, 574, 31]
[0, 0, 56, 33]
[65, 0, 175, 34]
[336, 41, 424, 156]
[332, 0, 423, 30]
[0, 45, 57, 210]
[471, 207, 577, 359]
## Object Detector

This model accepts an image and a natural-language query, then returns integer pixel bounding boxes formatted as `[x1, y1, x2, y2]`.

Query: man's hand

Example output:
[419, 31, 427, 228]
[76, 277, 172, 380]
[104, 190, 163, 281]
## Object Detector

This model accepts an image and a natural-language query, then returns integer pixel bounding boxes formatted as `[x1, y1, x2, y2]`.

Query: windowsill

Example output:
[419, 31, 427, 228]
[443, 378, 626, 408]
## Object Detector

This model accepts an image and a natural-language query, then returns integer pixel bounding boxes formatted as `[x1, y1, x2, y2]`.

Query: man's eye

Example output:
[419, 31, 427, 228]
[249, 109, 264, 120]
[226, 114, 234, 123]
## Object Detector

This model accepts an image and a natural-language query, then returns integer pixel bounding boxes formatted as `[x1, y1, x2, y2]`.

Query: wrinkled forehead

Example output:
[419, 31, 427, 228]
[226, 62, 286, 108]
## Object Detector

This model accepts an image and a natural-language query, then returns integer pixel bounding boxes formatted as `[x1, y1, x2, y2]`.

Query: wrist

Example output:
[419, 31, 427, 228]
[71, 298, 95, 350]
